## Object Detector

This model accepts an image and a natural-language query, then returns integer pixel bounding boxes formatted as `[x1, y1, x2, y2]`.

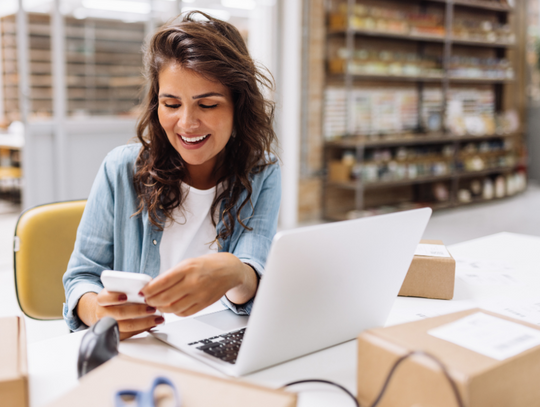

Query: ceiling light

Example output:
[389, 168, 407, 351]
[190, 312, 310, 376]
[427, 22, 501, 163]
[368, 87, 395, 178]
[73, 8, 87, 19]
[81, 0, 151, 14]
[221, 0, 256, 10]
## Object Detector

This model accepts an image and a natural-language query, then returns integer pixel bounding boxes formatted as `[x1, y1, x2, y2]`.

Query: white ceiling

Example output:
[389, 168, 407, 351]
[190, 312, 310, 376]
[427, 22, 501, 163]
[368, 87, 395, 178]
[0, 0, 275, 23]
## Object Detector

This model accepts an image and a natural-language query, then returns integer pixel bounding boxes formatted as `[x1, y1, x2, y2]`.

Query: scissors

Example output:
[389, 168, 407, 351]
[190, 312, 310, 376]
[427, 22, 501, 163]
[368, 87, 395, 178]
[115, 376, 181, 407]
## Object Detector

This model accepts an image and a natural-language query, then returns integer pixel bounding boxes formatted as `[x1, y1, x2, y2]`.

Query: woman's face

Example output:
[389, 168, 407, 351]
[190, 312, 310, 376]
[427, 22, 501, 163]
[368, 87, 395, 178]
[157, 63, 234, 180]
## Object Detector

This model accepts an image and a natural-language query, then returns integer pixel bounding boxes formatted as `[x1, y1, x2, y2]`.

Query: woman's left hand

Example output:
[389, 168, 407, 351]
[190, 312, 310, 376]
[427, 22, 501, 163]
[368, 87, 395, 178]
[140, 252, 258, 316]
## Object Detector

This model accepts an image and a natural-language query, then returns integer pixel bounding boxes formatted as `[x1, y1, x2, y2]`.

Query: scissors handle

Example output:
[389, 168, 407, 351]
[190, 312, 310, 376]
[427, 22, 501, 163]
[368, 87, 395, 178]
[115, 376, 181, 407]
[115, 390, 140, 407]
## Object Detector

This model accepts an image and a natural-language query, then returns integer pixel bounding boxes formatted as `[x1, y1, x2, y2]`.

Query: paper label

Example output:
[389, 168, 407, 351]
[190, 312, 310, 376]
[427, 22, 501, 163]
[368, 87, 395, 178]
[428, 312, 540, 360]
[414, 244, 451, 258]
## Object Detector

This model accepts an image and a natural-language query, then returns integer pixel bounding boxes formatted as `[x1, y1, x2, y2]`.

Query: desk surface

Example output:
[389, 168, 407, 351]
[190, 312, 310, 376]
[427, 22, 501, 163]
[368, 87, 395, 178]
[28, 232, 540, 407]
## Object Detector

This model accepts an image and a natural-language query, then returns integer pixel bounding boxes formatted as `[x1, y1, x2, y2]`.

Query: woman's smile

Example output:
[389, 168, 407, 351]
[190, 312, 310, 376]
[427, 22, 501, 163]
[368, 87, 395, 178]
[178, 133, 212, 149]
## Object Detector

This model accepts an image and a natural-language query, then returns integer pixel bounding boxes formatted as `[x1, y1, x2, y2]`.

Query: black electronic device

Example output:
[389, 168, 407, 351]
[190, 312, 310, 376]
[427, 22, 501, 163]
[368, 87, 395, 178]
[77, 316, 120, 378]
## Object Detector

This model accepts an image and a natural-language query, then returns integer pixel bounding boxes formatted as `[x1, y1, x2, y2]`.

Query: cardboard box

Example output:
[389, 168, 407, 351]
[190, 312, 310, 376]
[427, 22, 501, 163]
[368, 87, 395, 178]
[0, 316, 28, 407]
[328, 161, 352, 182]
[357, 308, 540, 407]
[398, 239, 455, 300]
[48, 354, 296, 407]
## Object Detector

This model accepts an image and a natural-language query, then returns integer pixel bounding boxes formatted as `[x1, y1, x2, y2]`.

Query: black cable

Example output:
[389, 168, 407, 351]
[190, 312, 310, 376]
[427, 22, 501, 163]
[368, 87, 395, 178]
[282, 379, 359, 407]
[369, 350, 465, 407]
[282, 351, 465, 407]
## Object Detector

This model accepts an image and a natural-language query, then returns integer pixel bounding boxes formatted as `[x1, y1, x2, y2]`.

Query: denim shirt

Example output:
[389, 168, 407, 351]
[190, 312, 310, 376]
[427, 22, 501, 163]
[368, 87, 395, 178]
[63, 144, 281, 331]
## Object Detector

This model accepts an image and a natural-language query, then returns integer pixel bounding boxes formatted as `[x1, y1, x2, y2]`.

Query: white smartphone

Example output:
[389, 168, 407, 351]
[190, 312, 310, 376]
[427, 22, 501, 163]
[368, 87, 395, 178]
[100, 270, 152, 305]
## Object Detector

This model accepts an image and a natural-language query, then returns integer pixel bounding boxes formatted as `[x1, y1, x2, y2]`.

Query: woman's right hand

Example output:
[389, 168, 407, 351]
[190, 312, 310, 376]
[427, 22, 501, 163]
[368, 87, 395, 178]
[77, 290, 165, 340]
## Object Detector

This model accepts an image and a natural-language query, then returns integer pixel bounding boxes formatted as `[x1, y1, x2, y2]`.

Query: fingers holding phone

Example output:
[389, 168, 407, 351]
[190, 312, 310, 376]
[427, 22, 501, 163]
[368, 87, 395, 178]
[98, 270, 163, 340]
[93, 289, 164, 340]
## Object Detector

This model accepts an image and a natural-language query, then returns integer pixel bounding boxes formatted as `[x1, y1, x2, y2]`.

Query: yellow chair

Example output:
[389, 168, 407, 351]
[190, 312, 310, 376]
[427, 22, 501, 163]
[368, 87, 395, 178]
[14, 200, 86, 320]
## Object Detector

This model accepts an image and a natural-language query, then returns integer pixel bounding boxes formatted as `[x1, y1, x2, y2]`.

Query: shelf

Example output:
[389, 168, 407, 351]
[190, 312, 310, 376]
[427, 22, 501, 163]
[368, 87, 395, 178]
[326, 166, 517, 190]
[324, 133, 521, 149]
[327, 28, 445, 43]
[457, 166, 516, 178]
[365, 175, 454, 189]
[328, 73, 444, 82]
[451, 37, 515, 48]
[454, 193, 522, 209]
[327, 29, 515, 48]
[327, 174, 454, 190]
[323, 190, 522, 221]
[323, 212, 350, 222]
[324, 202, 454, 221]
[429, 0, 513, 12]
[328, 73, 514, 84]
[449, 76, 515, 83]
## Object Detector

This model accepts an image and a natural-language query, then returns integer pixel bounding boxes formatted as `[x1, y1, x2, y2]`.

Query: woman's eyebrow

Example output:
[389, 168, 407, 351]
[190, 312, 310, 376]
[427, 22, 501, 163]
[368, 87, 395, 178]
[158, 93, 179, 99]
[158, 92, 225, 100]
[192, 92, 225, 100]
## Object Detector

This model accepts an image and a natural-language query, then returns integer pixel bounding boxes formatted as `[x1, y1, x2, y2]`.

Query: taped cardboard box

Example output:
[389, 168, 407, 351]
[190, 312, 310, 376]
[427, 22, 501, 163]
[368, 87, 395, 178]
[48, 354, 296, 407]
[0, 316, 28, 407]
[398, 239, 455, 300]
[357, 308, 540, 407]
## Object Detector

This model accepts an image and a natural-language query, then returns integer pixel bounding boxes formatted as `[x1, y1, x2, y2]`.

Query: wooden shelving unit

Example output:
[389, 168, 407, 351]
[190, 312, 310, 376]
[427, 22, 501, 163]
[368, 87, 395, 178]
[0, 133, 23, 203]
[0, 13, 145, 121]
[321, 0, 527, 220]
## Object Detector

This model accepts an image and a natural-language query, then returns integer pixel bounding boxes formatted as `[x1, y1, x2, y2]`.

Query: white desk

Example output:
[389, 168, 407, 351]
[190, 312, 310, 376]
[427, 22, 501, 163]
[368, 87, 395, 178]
[28, 232, 540, 407]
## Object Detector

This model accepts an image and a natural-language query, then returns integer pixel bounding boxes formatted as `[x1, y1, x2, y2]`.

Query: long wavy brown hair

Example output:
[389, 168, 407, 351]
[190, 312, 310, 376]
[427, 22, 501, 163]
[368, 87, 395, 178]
[134, 11, 277, 242]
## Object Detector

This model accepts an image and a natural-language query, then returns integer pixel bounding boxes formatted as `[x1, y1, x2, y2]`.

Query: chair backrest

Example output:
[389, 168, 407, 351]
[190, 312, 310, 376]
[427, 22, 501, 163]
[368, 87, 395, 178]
[14, 200, 86, 320]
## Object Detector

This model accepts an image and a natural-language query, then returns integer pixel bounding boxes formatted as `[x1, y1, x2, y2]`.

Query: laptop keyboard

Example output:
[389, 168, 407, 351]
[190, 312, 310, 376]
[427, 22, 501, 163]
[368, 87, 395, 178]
[187, 328, 246, 364]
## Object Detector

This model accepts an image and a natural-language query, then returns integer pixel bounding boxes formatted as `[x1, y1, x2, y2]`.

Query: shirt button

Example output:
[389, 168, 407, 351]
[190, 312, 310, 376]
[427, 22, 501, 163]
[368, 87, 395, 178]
[152, 239, 157, 246]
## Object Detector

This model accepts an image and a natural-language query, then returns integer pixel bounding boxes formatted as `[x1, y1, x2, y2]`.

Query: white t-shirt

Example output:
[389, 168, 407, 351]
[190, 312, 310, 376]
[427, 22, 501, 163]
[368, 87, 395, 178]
[159, 183, 221, 274]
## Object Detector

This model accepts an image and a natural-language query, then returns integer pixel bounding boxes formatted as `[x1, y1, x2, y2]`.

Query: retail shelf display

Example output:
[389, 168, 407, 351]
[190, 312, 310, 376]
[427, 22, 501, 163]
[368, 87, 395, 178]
[322, 0, 526, 221]
[0, 13, 145, 121]
[0, 134, 22, 203]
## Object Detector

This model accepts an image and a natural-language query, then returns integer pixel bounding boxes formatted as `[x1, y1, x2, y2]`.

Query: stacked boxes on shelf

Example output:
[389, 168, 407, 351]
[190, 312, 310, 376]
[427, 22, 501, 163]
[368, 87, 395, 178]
[324, 87, 419, 138]
[0, 146, 20, 176]
[328, 47, 444, 78]
[0, 128, 23, 201]
[322, 0, 526, 221]
[0, 13, 145, 121]
[324, 86, 512, 141]
[328, 138, 518, 186]
[328, 4, 446, 37]
[328, 1, 514, 44]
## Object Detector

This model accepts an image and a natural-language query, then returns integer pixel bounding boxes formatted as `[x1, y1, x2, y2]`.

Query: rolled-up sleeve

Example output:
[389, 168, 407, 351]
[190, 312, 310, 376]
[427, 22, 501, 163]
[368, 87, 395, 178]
[221, 162, 281, 315]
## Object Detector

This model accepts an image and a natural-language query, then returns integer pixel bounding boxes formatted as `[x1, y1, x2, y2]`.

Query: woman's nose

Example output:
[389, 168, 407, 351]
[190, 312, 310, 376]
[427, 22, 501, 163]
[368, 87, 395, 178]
[177, 106, 199, 130]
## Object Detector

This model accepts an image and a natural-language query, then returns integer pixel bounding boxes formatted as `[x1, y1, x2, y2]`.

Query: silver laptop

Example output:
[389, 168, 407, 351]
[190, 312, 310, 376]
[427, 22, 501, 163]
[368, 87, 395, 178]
[151, 207, 432, 376]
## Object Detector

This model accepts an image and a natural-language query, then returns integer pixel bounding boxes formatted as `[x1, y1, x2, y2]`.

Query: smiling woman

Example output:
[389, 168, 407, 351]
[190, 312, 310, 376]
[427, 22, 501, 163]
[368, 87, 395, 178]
[156, 65, 235, 189]
[62, 11, 281, 339]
